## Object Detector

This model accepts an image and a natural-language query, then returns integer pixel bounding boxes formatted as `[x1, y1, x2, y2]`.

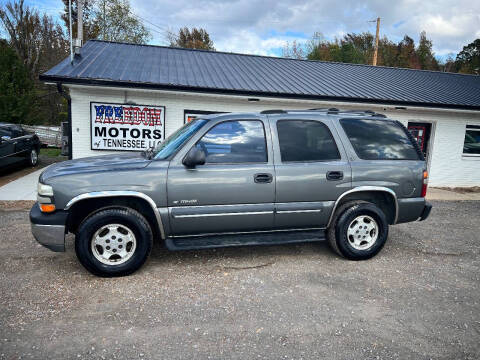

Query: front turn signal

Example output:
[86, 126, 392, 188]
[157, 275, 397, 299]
[39, 204, 56, 213]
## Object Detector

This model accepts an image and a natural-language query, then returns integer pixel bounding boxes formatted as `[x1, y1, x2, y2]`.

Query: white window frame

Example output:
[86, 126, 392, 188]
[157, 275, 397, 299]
[462, 125, 480, 158]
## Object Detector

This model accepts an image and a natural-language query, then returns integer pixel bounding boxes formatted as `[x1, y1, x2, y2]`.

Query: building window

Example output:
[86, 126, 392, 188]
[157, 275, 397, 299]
[196, 120, 267, 163]
[277, 120, 340, 162]
[463, 125, 480, 156]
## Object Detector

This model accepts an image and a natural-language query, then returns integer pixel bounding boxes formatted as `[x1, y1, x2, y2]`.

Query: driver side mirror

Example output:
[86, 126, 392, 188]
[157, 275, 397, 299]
[182, 147, 206, 168]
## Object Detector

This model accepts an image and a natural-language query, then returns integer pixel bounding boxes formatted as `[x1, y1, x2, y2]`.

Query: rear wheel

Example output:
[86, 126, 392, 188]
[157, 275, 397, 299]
[75, 208, 152, 277]
[28, 148, 38, 166]
[327, 201, 388, 260]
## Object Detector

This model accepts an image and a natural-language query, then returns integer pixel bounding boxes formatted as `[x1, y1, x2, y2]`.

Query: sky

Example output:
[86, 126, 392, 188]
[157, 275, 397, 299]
[6, 0, 480, 60]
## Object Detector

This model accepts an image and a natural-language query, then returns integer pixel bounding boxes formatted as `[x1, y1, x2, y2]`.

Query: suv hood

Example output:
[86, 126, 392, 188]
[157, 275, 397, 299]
[40, 153, 151, 182]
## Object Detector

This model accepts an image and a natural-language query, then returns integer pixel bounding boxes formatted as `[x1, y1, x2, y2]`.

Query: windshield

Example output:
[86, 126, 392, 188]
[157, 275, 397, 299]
[153, 119, 208, 160]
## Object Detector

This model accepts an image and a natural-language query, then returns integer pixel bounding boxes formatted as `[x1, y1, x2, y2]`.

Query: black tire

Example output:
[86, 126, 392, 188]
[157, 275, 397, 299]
[75, 207, 153, 277]
[28, 148, 39, 166]
[327, 201, 388, 260]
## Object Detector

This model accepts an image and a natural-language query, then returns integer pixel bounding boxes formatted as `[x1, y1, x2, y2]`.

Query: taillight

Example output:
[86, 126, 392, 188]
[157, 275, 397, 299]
[421, 170, 428, 197]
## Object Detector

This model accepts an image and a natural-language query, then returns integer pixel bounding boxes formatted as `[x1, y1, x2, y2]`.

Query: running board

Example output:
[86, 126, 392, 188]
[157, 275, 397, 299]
[165, 229, 326, 251]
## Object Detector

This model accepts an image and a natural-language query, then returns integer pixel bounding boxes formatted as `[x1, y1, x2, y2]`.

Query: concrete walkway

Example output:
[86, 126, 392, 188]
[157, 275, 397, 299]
[0, 168, 43, 201]
[426, 187, 480, 201]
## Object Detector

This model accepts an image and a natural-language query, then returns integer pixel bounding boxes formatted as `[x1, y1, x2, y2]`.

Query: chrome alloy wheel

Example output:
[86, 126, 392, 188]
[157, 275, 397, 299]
[91, 224, 136, 265]
[31, 149, 38, 165]
[347, 215, 379, 250]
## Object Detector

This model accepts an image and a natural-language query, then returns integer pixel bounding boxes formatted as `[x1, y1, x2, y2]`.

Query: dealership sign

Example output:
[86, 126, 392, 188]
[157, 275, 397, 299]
[91, 102, 165, 151]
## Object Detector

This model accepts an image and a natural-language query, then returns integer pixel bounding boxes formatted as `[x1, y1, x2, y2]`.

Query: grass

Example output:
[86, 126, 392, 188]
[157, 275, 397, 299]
[40, 148, 62, 157]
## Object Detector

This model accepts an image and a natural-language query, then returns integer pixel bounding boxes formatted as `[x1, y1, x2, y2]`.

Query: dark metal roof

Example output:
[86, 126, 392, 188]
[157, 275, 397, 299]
[40, 40, 480, 110]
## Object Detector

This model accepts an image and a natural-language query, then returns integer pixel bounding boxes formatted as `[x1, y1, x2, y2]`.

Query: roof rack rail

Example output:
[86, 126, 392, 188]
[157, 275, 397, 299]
[320, 108, 387, 118]
[260, 110, 287, 114]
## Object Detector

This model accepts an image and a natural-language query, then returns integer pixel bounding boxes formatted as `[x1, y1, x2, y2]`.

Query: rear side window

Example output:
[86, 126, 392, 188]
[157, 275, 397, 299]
[340, 118, 420, 160]
[277, 120, 340, 162]
[0, 127, 12, 138]
[196, 120, 267, 163]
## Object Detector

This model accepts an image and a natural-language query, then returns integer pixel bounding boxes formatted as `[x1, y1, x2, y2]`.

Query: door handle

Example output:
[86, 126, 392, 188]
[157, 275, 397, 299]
[254, 173, 273, 183]
[326, 171, 343, 181]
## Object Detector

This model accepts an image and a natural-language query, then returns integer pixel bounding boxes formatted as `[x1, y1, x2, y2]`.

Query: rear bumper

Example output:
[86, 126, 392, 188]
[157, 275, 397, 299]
[30, 203, 68, 252]
[396, 197, 432, 224]
[419, 202, 432, 221]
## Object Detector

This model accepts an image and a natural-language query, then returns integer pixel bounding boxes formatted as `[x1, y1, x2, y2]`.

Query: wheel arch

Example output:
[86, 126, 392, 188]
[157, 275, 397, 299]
[327, 186, 398, 227]
[65, 191, 165, 239]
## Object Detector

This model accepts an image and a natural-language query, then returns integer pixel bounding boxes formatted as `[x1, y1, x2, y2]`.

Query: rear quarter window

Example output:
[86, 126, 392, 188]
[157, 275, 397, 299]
[340, 118, 420, 160]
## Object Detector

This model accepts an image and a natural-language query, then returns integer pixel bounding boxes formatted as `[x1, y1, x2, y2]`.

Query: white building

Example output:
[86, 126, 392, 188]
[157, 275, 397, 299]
[41, 40, 480, 187]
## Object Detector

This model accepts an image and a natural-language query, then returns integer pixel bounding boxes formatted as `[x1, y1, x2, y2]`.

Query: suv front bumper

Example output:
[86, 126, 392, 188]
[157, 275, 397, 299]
[30, 203, 68, 252]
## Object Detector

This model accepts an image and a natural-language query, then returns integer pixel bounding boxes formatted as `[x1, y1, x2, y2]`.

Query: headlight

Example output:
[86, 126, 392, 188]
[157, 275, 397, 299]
[37, 182, 54, 196]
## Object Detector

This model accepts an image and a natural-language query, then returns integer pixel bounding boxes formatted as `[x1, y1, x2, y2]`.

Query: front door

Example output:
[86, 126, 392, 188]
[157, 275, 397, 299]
[167, 118, 275, 236]
[271, 117, 352, 229]
[408, 122, 431, 160]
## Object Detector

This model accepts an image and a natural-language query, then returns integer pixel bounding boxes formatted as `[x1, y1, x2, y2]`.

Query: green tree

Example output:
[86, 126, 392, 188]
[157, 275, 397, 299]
[168, 27, 215, 50]
[94, 0, 151, 44]
[0, 0, 68, 125]
[377, 36, 399, 67]
[0, 40, 35, 124]
[342, 32, 374, 63]
[1, 0, 68, 79]
[417, 31, 439, 70]
[307, 32, 378, 65]
[305, 31, 452, 71]
[0, 0, 43, 79]
[455, 39, 480, 74]
[395, 35, 419, 69]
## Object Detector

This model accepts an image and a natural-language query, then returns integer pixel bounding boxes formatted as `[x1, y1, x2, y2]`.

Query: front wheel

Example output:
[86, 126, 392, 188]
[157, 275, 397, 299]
[75, 208, 153, 277]
[327, 201, 388, 260]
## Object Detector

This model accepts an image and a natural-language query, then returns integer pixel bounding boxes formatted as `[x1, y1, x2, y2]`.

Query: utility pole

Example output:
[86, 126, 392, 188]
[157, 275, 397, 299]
[372, 17, 380, 66]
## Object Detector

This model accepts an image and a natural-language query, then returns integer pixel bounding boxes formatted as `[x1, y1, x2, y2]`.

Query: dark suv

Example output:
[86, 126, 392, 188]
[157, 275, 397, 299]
[30, 109, 431, 277]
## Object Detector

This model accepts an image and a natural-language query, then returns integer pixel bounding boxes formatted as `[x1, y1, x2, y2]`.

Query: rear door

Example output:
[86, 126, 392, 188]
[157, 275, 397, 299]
[335, 118, 425, 199]
[167, 116, 276, 236]
[10, 125, 30, 157]
[270, 115, 352, 229]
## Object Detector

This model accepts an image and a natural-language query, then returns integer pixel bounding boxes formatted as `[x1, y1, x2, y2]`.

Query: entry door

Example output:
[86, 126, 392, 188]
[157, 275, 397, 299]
[167, 119, 275, 236]
[271, 118, 352, 229]
[408, 122, 431, 159]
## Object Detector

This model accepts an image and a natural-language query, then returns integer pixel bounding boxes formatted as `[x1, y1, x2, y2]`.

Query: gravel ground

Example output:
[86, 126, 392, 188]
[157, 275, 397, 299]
[0, 200, 479, 360]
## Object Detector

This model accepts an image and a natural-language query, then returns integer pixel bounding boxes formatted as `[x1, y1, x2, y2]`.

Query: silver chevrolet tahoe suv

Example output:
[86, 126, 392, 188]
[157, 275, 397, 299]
[30, 109, 432, 277]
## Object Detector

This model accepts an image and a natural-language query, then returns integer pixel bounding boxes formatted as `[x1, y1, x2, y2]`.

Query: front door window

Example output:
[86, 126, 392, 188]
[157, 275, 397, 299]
[196, 120, 268, 163]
